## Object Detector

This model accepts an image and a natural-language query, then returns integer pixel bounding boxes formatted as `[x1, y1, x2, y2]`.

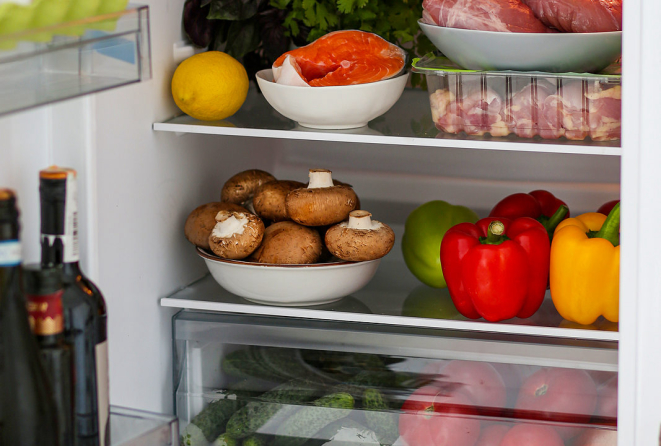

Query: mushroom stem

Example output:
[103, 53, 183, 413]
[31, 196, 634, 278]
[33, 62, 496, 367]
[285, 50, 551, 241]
[213, 212, 248, 237]
[308, 169, 334, 189]
[348, 210, 373, 230]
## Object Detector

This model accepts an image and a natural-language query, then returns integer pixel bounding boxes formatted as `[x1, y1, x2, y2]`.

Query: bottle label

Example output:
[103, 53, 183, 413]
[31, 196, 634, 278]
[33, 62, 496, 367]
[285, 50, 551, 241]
[26, 291, 65, 335]
[0, 240, 20, 266]
[96, 340, 110, 446]
[64, 172, 80, 263]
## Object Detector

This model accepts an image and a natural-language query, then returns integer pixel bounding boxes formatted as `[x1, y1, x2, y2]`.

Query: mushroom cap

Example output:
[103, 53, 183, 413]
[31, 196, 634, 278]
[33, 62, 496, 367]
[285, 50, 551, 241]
[221, 169, 276, 204]
[249, 221, 322, 264]
[286, 185, 358, 227]
[304, 179, 361, 210]
[325, 217, 395, 262]
[253, 180, 305, 222]
[208, 210, 265, 259]
[184, 202, 249, 250]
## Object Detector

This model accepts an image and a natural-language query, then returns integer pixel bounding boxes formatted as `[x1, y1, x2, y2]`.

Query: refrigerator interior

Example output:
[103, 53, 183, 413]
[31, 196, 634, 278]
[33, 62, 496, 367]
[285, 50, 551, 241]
[1, 0, 661, 444]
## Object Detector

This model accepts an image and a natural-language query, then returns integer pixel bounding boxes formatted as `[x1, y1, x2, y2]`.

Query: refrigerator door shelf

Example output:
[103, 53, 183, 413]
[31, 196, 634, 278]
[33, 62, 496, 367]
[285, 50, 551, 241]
[173, 310, 616, 446]
[0, 4, 151, 117]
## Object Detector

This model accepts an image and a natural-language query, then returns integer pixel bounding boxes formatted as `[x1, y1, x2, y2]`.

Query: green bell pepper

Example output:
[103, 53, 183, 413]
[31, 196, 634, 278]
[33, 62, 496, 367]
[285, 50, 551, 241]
[402, 200, 479, 288]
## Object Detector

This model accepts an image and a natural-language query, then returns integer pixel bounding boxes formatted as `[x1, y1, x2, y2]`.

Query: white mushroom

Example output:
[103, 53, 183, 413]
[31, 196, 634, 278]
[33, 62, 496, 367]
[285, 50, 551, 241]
[208, 210, 265, 259]
[285, 169, 358, 227]
[325, 210, 395, 261]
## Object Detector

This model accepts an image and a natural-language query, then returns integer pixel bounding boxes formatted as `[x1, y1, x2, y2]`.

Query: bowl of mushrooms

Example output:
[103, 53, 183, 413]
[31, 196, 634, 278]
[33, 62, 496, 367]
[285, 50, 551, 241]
[184, 168, 396, 306]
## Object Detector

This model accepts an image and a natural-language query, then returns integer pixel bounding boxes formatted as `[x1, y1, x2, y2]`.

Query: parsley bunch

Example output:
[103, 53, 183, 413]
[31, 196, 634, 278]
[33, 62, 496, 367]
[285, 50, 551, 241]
[183, 0, 434, 87]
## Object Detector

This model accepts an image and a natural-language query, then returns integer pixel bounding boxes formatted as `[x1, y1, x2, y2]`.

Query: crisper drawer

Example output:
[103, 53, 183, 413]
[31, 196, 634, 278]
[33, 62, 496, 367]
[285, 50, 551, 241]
[173, 310, 617, 446]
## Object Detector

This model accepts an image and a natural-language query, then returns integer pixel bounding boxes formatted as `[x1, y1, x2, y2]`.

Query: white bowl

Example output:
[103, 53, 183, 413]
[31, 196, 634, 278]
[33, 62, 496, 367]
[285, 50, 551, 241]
[255, 69, 409, 129]
[418, 20, 622, 73]
[197, 247, 381, 306]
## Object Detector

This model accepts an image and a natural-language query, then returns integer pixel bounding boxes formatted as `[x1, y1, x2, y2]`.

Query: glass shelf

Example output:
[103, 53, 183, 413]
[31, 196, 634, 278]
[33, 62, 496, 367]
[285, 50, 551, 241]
[0, 4, 150, 117]
[161, 203, 619, 343]
[153, 88, 621, 156]
[110, 406, 177, 446]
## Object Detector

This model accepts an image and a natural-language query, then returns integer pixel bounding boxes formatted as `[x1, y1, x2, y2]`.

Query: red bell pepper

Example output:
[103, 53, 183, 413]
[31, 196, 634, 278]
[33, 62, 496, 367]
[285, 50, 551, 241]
[597, 199, 620, 215]
[489, 190, 569, 240]
[440, 217, 550, 322]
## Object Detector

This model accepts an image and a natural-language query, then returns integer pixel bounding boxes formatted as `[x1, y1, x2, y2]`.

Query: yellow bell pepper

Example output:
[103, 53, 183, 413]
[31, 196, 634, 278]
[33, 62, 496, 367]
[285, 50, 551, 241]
[550, 204, 620, 325]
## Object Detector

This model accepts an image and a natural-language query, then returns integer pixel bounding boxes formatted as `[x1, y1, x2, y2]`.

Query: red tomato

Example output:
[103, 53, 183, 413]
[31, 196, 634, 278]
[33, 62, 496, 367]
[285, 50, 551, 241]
[399, 385, 481, 446]
[475, 424, 510, 446]
[500, 424, 564, 446]
[596, 377, 618, 419]
[515, 368, 597, 439]
[597, 200, 619, 216]
[438, 360, 507, 409]
[574, 428, 617, 446]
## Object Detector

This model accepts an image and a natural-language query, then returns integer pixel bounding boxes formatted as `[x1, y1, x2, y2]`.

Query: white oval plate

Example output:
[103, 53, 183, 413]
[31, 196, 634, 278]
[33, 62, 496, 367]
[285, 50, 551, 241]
[419, 20, 622, 73]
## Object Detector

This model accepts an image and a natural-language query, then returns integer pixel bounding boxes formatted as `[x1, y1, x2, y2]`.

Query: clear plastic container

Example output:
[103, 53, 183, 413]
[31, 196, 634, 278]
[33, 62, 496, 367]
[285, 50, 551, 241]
[173, 310, 617, 446]
[412, 55, 622, 142]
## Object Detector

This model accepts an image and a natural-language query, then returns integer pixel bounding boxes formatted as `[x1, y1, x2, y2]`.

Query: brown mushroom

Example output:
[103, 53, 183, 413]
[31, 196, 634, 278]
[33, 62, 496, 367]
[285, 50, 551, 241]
[305, 178, 361, 210]
[221, 169, 276, 204]
[184, 202, 249, 250]
[208, 210, 265, 259]
[249, 221, 322, 264]
[286, 169, 358, 227]
[325, 210, 395, 261]
[253, 180, 305, 222]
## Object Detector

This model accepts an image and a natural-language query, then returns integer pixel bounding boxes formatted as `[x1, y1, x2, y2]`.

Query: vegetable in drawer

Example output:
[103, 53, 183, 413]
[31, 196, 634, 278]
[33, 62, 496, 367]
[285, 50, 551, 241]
[273, 392, 355, 446]
[225, 380, 321, 439]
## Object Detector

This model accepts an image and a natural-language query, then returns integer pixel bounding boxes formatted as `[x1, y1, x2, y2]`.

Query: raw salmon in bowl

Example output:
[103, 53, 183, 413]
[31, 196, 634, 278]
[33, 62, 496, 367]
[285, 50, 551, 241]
[272, 30, 407, 87]
[257, 30, 410, 129]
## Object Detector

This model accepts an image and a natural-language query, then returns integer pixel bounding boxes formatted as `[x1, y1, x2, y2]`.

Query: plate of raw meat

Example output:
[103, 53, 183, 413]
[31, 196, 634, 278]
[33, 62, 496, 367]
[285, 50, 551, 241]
[419, 0, 622, 73]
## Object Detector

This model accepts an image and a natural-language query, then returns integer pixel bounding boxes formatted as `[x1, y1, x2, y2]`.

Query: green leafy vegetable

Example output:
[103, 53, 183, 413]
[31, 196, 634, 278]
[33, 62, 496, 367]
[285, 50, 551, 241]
[186, 0, 434, 87]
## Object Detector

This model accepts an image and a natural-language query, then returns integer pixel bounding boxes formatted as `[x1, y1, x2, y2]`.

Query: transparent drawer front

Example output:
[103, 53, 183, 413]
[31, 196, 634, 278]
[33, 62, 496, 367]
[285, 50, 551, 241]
[0, 4, 151, 117]
[173, 311, 616, 446]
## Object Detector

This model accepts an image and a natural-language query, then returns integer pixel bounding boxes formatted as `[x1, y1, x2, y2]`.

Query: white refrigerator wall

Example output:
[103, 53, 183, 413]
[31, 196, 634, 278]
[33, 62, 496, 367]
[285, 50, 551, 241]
[4, 0, 661, 443]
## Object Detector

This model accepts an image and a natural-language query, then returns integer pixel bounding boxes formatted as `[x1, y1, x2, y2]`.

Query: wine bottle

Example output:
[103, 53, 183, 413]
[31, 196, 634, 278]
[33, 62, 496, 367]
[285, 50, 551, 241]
[40, 167, 110, 446]
[23, 264, 74, 446]
[0, 189, 60, 446]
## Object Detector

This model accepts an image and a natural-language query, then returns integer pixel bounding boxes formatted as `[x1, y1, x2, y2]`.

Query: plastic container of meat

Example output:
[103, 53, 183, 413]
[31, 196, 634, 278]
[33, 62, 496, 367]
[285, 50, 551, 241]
[412, 54, 622, 141]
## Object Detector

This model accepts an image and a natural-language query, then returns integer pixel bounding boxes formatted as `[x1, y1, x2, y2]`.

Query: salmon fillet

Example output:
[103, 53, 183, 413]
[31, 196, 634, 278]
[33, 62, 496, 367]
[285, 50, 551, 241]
[272, 30, 406, 87]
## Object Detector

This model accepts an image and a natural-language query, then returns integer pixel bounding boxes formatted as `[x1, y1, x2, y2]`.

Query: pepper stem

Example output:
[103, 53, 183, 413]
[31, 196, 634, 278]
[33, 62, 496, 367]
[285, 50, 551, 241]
[594, 202, 620, 247]
[484, 221, 506, 244]
[544, 205, 569, 240]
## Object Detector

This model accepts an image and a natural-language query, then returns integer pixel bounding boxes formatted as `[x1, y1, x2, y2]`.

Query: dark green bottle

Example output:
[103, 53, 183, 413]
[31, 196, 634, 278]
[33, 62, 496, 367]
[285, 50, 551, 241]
[0, 189, 60, 446]
[23, 264, 74, 446]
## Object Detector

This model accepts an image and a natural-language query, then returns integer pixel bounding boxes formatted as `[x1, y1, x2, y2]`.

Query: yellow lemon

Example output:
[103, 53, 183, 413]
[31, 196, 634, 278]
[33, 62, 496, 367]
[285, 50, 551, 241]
[171, 51, 249, 121]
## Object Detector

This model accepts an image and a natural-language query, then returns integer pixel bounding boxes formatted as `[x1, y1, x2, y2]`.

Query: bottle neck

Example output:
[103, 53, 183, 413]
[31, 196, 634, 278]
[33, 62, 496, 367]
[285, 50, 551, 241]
[0, 219, 20, 269]
[40, 171, 80, 267]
